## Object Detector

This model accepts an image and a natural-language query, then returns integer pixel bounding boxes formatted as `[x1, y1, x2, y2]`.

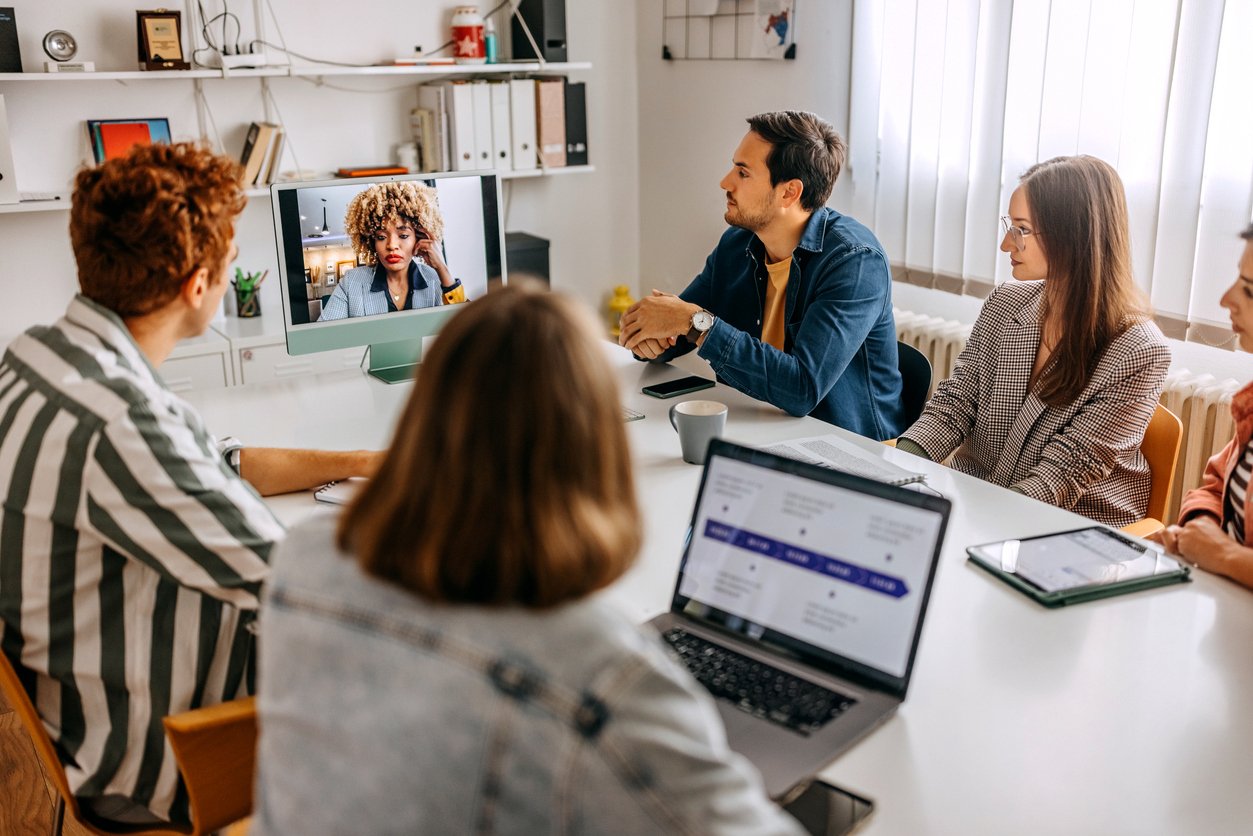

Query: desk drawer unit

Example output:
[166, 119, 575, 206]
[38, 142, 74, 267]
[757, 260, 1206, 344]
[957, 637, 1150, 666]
[160, 353, 233, 393]
[238, 343, 365, 385]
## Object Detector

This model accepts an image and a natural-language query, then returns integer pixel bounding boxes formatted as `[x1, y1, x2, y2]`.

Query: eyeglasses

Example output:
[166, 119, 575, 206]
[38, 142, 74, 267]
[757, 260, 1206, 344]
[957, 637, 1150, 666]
[1000, 216, 1040, 252]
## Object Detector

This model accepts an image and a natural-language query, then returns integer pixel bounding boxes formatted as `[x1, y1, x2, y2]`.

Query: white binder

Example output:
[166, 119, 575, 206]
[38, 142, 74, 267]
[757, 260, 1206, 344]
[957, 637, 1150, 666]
[0, 95, 19, 204]
[488, 81, 513, 171]
[470, 81, 494, 171]
[508, 78, 538, 171]
[442, 81, 477, 172]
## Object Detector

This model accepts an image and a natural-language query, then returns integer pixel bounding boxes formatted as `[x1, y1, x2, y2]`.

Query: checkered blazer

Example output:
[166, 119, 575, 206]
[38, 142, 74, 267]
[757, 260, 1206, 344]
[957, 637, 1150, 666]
[900, 280, 1170, 527]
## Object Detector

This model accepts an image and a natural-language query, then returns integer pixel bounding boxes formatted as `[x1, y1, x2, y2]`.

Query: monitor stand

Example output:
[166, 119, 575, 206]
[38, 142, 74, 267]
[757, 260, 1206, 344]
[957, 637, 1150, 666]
[366, 338, 421, 384]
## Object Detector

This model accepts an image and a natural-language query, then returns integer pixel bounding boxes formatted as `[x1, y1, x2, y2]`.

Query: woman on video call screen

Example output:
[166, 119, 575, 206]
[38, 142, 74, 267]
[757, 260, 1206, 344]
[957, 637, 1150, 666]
[318, 181, 467, 321]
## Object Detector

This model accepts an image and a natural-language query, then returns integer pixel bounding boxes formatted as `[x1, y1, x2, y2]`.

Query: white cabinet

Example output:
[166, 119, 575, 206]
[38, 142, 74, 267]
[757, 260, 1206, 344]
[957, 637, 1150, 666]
[160, 330, 234, 392]
[213, 314, 364, 386]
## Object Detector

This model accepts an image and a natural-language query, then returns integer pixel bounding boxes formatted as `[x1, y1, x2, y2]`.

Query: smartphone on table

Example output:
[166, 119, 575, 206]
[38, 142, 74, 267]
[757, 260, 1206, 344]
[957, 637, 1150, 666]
[641, 375, 715, 399]
[781, 779, 875, 835]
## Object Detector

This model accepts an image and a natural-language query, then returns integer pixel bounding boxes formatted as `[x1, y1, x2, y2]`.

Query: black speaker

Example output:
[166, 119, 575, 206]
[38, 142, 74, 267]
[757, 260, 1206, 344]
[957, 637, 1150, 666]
[511, 0, 566, 63]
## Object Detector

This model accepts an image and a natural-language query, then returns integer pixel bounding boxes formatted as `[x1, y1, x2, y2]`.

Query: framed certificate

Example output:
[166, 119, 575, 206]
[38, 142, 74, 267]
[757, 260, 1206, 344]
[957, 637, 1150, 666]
[136, 10, 190, 71]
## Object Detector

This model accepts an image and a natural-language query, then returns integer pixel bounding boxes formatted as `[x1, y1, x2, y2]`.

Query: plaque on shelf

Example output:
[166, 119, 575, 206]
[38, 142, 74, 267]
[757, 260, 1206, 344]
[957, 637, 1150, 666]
[136, 9, 190, 71]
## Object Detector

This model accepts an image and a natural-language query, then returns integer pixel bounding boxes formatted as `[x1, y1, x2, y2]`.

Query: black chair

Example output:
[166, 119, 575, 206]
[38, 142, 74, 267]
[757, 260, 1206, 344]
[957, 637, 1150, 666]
[896, 341, 932, 428]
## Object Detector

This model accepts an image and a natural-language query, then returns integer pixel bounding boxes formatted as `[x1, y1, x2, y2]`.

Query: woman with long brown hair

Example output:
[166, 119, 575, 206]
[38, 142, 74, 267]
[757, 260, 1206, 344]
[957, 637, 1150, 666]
[252, 284, 803, 834]
[897, 155, 1170, 526]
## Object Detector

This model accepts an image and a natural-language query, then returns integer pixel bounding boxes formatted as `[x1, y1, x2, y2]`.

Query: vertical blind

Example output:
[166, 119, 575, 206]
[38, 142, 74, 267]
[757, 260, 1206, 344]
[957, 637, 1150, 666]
[847, 0, 1253, 343]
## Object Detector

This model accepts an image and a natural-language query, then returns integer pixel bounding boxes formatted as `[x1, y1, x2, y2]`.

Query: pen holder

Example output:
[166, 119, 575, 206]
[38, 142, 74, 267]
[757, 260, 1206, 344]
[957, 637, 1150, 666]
[233, 283, 261, 318]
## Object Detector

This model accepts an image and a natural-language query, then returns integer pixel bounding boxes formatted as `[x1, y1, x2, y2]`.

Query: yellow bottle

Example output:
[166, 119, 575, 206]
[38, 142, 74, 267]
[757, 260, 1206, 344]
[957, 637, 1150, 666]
[608, 284, 635, 337]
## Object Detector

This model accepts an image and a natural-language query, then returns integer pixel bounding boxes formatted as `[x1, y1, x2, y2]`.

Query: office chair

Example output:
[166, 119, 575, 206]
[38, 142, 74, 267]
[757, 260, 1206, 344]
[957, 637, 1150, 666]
[896, 341, 933, 428]
[0, 649, 257, 836]
[1121, 403, 1183, 539]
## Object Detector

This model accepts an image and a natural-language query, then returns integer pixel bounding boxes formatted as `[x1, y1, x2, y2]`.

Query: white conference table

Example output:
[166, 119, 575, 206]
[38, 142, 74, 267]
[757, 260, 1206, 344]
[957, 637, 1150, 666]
[185, 343, 1253, 835]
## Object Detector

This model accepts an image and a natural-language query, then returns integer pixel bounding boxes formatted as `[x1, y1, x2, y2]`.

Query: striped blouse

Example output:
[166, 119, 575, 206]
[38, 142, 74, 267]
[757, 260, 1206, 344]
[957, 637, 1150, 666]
[0, 295, 284, 824]
[1222, 438, 1253, 542]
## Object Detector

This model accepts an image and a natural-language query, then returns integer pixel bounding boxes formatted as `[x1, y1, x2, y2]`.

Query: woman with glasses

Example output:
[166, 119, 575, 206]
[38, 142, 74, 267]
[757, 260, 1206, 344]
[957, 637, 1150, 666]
[896, 155, 1170, 526]
[1152, 224, 1253, 590]
[252, 284, 804, 834]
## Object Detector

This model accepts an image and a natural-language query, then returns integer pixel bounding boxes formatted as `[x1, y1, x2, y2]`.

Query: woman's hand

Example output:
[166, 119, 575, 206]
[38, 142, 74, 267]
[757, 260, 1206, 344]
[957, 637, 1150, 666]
[416, 237, 455, 288]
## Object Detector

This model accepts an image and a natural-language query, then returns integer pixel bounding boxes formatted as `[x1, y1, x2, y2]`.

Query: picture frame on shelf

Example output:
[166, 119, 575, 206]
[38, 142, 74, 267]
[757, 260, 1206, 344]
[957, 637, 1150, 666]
[86, 118, 171, 164]
[336, 260, 356, 280]
[136, 9, 190, 71]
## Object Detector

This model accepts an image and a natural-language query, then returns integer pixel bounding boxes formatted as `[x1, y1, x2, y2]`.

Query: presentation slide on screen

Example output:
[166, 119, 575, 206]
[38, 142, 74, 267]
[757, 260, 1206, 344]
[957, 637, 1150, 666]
[678, 457, 943, 678]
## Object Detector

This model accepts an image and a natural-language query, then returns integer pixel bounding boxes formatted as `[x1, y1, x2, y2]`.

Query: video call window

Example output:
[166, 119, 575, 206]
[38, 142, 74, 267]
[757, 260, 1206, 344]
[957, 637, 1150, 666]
[276, 174, 501, 327]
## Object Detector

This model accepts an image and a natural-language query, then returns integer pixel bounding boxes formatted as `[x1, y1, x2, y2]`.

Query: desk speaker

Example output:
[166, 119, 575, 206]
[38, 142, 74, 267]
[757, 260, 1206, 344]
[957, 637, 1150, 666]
[511, 0, 566, 63]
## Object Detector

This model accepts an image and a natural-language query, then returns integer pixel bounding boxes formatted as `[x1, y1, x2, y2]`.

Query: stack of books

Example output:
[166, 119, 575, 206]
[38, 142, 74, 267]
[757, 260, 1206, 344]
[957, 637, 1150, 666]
[239, 122, 285, 186]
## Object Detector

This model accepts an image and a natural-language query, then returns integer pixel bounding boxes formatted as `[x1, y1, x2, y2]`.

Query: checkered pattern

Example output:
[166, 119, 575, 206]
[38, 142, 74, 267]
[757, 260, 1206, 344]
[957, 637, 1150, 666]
[900, 280, 1170, 527]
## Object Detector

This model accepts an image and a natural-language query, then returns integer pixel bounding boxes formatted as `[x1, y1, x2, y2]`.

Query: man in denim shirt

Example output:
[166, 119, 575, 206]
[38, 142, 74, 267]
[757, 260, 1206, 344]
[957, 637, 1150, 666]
[619, 111, 904, 440]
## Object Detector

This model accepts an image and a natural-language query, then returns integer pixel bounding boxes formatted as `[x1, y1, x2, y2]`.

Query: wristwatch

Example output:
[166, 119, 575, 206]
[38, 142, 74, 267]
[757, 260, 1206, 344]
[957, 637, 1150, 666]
[688, 309, 715, 342]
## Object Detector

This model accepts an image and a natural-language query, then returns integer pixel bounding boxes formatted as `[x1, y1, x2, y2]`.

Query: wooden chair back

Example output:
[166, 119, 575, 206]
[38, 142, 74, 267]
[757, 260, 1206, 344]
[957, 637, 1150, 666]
[0, 647, 255, 835]
[1142, 403, 1183, 523]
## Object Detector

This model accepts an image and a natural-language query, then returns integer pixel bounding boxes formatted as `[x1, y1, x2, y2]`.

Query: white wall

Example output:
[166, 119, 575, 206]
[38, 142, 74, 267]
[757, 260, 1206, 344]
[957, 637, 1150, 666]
[0, 0, 640, 338]
[633, 0, 853, 292]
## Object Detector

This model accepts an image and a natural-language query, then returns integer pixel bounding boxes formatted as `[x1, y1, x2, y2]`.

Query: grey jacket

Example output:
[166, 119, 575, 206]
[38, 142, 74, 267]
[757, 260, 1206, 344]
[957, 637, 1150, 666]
[901, 280, 1170, 526]
[252, 512, 803, 836]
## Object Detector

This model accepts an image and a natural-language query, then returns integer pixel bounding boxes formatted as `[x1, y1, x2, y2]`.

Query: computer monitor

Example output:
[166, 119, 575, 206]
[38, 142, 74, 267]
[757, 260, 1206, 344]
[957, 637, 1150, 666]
[271, 171, 505, 383]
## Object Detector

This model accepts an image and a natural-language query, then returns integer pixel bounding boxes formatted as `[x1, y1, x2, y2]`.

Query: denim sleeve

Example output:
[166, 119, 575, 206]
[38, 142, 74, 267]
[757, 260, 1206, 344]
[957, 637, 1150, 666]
[641, 249, 721, 365]
[697, 246, 889, 417]
[595, 647, 805, 835]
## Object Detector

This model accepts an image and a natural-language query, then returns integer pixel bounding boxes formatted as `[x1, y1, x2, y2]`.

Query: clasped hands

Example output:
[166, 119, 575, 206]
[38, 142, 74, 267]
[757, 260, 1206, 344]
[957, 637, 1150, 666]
[1148, 514, 1233, 573]
[618, 290, 701, 360]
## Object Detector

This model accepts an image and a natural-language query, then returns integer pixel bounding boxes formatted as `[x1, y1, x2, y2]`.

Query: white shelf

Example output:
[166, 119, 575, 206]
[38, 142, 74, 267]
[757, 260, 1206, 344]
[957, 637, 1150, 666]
[0, 167, 596, 215]
[0, 70, 223, 82]
[0, 62, 592, 84]
[0, 196, 70, 214]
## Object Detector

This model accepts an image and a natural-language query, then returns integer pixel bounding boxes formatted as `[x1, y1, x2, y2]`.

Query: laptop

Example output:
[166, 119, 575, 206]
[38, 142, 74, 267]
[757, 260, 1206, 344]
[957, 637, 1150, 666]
[649, 439, 951, 798]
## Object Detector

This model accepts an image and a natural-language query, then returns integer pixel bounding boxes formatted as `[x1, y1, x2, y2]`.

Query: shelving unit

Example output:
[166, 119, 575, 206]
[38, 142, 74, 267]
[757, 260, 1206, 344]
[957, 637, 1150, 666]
[0, 165, 597, 215]
[0, 62, 592, 84]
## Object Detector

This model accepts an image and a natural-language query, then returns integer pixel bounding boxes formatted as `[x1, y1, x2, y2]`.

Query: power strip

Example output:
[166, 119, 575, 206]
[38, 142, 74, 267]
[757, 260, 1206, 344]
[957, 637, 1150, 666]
[220, 52, 270, 69]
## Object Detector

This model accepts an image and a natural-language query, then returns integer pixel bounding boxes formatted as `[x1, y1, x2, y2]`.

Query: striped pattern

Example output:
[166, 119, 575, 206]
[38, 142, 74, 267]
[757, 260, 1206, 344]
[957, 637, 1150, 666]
[901, 280, 1171, 527]
[1222, 440, 1253, 543]
[0, 296, 284, 824]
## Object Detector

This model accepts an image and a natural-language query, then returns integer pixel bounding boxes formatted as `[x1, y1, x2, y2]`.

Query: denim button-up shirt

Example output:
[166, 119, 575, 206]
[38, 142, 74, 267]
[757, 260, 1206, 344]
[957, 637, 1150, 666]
[252, 512, 804, 835]
[665, 207, 904, 440]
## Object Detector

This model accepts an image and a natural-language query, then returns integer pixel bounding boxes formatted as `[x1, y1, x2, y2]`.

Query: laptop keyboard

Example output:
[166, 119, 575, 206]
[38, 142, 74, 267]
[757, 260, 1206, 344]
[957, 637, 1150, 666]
[661, 627, 856, 736]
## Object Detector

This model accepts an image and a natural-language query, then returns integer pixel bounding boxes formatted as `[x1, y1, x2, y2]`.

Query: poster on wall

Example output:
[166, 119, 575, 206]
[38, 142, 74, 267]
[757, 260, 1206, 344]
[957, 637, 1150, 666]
[753, 0, 795, 59]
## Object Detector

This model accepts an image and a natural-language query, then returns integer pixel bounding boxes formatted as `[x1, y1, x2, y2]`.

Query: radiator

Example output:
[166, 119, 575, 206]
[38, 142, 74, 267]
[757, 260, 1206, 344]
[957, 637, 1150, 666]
[894, 309, 1241, 522]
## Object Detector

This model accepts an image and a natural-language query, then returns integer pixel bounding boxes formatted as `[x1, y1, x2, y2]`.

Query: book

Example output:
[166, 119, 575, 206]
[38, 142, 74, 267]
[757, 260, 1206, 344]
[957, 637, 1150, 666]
[336, 165, 408, 177]
[762, 434, 926, 487]
[416, 84, 449, 171]
[240, 122, 278, 185]
[257, 127, 284, 185]
[0, 7, 20, 73]
[314, 477, 367, 506]
[86, 118, 171, 164]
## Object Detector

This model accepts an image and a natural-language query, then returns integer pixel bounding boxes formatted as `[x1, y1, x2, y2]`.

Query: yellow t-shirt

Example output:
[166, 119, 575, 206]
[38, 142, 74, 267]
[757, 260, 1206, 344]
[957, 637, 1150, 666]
[761, 256, 792, 350]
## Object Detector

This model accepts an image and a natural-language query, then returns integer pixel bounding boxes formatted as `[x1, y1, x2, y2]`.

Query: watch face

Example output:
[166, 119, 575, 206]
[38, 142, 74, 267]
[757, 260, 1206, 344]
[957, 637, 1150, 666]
[694, 311, 714, 331]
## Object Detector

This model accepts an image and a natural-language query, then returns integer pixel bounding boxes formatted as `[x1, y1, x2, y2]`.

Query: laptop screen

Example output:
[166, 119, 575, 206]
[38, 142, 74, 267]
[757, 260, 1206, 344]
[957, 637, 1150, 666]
[673, 441, 950, 693]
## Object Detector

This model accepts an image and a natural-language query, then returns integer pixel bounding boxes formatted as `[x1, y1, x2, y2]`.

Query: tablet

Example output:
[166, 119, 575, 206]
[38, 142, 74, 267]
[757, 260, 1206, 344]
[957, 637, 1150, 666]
[966, 526, 1190, 607]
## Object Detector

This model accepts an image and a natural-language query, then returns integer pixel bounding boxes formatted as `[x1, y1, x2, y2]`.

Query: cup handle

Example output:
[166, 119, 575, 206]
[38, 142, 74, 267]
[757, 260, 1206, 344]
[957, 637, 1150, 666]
[669, 404, 679, 432]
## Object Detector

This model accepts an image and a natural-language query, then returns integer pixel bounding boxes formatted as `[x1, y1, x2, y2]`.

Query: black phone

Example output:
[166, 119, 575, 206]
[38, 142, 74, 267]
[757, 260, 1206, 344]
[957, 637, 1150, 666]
[641, 375, 715, 399]
[781, 780, 875, 836]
